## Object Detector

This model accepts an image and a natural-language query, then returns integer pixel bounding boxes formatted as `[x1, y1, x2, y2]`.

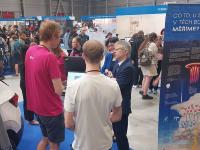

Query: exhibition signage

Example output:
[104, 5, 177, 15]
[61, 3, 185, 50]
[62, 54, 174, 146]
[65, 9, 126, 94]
[40, 16, 74, 21]
[158, 4, 200, 150]
[116, 5, 167, 16]
[80, 15, 116, 21]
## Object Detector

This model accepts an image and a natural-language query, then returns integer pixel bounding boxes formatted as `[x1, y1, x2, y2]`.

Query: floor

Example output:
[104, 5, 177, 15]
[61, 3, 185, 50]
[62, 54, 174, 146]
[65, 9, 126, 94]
[4, 75, 159, 150]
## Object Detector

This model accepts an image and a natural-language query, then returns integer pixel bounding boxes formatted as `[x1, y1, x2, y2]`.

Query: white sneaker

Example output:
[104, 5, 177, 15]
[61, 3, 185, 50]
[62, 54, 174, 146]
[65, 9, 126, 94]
[148, 89, 153, 94]
[153, 90, 158, 95]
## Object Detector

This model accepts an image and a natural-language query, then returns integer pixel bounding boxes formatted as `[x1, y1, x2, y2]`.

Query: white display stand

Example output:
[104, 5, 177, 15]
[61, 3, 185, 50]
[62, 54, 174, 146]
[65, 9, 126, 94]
[116, 5, 167, 38]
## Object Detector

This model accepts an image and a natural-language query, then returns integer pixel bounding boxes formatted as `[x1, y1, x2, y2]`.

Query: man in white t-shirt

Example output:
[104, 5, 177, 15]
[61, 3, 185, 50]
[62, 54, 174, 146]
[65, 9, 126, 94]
[64, 40, 122, 150]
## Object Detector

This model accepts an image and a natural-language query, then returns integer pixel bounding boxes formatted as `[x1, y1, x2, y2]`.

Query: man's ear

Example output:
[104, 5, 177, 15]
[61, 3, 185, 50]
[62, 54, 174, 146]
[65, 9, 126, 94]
[125, 50, 129, 56]
[82, 53, 86, 60]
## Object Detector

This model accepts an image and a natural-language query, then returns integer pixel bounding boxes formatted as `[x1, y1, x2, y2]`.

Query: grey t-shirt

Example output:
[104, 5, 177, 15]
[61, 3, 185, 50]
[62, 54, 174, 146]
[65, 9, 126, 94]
[64, 74, 122, 150]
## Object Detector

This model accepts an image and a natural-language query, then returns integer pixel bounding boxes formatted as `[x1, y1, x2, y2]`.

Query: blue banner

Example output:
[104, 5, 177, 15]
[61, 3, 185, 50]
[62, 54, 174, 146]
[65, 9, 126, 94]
[41, 16, 74, 21]
[81, 15, 116, 21]
[159, 4, 200, 150]
[116, 5, 167, 16]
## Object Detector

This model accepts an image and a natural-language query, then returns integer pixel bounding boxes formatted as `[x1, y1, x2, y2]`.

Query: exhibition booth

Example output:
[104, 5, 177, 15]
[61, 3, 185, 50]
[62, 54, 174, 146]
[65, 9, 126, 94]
[39, 16, 75, 33]
[81, 15, 117, 34]
[116, 5, 168, 39]
[0, 16, 75, 32]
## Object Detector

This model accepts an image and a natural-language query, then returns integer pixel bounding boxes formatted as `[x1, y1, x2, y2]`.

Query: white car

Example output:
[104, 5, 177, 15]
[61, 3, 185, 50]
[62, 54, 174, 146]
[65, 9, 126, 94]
[0, 80, 24, 149]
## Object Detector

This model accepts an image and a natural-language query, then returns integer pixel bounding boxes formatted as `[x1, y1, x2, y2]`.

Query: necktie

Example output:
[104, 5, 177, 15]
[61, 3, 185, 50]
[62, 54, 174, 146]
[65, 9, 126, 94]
[114, 64, 120, 76]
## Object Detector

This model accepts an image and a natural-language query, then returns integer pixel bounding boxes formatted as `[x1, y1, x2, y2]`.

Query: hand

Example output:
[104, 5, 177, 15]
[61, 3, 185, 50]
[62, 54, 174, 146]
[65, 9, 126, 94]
[104, 69, 109, 75]
[107, 71, 113, 78]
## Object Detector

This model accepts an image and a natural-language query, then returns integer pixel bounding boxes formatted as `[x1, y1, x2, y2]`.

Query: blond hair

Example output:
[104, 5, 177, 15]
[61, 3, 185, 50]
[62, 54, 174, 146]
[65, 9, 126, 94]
[39, 20, 61, 42]
[83, 40, 104, 64]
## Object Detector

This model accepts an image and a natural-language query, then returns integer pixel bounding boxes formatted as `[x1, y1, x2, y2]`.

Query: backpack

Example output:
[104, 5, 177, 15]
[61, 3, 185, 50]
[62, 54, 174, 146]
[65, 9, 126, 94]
[139, 43, 153, 66]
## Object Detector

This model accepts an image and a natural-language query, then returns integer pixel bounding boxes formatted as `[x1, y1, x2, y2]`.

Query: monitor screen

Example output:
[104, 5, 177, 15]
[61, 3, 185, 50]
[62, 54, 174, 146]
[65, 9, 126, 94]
[67, 72, 85, 86]
[64, 56, 86, 74]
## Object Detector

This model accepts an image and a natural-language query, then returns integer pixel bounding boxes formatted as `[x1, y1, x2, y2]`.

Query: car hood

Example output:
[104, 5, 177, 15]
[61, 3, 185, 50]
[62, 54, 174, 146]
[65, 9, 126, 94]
[0, 82, 15, 105]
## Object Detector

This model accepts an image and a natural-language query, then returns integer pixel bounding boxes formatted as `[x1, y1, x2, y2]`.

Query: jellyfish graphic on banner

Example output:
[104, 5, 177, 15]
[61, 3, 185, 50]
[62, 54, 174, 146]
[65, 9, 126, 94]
[185, 63, 200, 84]
[158, 4, 200, 150]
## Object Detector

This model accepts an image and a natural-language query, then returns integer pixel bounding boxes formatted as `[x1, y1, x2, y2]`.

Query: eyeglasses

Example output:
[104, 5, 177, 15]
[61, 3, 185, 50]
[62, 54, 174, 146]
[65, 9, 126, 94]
[114, 48, 124, 51]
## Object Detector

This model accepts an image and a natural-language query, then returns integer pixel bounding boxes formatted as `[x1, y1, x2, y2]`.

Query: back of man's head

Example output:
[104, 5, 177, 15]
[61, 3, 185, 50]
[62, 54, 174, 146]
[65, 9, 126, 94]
[39, 21, 61, 42]
[83, 40, 104, 64]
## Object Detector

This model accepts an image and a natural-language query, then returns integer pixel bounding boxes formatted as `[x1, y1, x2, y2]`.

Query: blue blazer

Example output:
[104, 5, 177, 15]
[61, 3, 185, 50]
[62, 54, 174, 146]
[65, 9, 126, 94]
[112, 58, 134, 114]
[101, 52, 113, 74]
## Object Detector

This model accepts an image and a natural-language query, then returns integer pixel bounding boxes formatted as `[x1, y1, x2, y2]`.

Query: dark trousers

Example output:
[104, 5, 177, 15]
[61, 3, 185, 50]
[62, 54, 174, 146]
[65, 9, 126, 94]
[19, 65, 34, 121]
[138, 67, 143, 86]
[133, 64, 143, 86]
[113, 114, 129, 150]
[149, 75, 159, 91]
[132, 65, 138, 86]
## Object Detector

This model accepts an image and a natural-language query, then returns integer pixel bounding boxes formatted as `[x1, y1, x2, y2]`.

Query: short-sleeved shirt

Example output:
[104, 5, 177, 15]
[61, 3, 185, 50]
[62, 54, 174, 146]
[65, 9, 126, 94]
[25, 45, 63, 116]
[64, 74, 122, 150]
[56, 52, 67, 81]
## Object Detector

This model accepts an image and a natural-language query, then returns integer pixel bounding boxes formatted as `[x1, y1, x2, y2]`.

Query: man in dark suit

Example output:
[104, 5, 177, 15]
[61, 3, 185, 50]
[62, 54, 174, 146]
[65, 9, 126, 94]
[107, 40, 134, 150]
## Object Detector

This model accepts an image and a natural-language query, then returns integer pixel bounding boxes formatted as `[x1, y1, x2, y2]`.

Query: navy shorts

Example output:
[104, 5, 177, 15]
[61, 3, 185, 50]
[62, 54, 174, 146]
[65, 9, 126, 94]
[36, 113, 65, 144]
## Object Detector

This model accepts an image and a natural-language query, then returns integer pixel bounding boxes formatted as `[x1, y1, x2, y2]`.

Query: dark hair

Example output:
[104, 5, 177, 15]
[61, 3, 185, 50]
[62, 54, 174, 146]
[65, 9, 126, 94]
[105, 37, 119, 47]
[73, 36, 82, 45]
[105, 32, 112, 38]
[73, 26, 78, 30]
[138, 36, 149, 52]
[131, 33, 138, 39]
[137, 30, 144, 38]
[149, 32, 157, 42]
[108, 37, 119, 44]
[105, 39, 110, 47]
[138, 30, 144, 35]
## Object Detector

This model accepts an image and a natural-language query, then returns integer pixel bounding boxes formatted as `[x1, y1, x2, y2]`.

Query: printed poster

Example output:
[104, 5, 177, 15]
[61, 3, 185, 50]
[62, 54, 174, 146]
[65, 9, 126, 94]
[158, 4, 200, 150]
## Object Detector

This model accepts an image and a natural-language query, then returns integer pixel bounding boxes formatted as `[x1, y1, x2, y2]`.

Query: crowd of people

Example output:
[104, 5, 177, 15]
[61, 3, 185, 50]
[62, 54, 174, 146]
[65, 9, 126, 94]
[0, 20, 164, 150]
[0, 24, 39, 79]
